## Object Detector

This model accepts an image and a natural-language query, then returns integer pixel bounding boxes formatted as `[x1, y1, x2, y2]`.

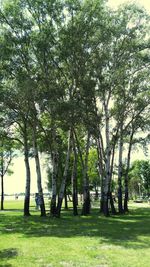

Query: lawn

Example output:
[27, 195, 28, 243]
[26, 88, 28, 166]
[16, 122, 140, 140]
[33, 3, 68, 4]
[0, 200, 150, 267]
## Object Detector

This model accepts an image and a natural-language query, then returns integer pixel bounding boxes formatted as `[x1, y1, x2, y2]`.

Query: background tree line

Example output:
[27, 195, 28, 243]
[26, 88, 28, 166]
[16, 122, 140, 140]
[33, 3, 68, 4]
[0, 0, 150, 217]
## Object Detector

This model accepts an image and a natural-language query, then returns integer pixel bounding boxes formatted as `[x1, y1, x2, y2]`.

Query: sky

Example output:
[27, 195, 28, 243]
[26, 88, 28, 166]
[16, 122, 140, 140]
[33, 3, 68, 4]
[3, 0, 150, 194]
[108, 0, 150, 12]
[4, 156, 48, 194]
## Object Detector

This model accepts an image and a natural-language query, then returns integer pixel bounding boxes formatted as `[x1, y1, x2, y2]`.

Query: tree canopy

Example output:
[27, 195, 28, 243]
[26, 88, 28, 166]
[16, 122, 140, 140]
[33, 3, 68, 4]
[0, 0, 150, 216]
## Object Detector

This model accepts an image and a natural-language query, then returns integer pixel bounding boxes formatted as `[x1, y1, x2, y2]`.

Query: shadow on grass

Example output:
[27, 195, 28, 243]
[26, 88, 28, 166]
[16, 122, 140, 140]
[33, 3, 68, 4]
[0, 265, 12, 267]
[0, 206, 150, 250]
[0, 248, 18, 267]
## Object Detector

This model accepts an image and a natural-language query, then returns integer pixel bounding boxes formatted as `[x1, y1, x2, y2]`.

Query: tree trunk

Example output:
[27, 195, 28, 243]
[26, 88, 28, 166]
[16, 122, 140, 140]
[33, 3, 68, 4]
[23, 131, 31, 216]
[1, 174, 4, 210]
[118, 125, 124, 214]
[103, 191, 109, 216]
[82, 132, 91, 215]
[50, 152, 58, 216]
[102, 103, 111, 216]
[100, 190, 104, 213]
[0, 141, 12, 211]
[64, 186, 68, 210]
[124, 131, 134, 212]
[96, 136, 105, 213]
[56, 129, 72, 217]
[72, 135, 78, 216]
[109, 135, 117, 215]
[110, 192, 117, 215]
[33, 131, 46, 217]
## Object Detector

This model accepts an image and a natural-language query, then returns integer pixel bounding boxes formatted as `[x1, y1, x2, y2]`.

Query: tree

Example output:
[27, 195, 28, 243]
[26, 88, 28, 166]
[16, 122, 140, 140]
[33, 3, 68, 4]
[0, 0, 150, 218]
[0, 132, 14, 210]
[88, 148, 100, 199]
[93, 3, 150, 215]
[129, 160, 150, 198]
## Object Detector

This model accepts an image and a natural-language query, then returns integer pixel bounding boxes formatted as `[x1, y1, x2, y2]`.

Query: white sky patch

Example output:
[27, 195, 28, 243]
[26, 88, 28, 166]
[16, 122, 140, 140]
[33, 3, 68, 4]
[108, 0, 150, 13]
[4, 156, 48, 194]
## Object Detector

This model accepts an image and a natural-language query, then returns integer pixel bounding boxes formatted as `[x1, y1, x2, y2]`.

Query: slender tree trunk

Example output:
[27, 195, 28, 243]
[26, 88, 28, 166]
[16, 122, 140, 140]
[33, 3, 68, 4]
[118, 125, 124, 214]
[0, 142, 12, 211]
[103, 103, 111, 216]
[109, 137, 117, 215]
[74, 130, 91, 215]
[73, 129, 85, 207]
[100, 187, 104, 213]
[50, 152, 58, 216]
[33, 131, 46, 216]
[1, 174, 4, 210]
[97, 136, 105, 213]
[124, 131, 134, 212]
[24, 148, 31, 216]
[64, 186, 68, 210]
[93, 93, 106, 214]
[110, 192, 116, 215]
[0, 145, 4, 210]
[82, 132, 91, 215]
[56, 129, 72, 217]
[124, 182, 129, 212]
[147, 188, 150, 198]
[72, 137, 78, 216]
[103, 189, 109, 216]
[23, 130, 31, 216]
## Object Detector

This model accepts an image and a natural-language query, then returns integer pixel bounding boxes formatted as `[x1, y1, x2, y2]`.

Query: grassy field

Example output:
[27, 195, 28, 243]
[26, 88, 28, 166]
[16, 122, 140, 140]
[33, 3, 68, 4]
[0, 200, 150, 267]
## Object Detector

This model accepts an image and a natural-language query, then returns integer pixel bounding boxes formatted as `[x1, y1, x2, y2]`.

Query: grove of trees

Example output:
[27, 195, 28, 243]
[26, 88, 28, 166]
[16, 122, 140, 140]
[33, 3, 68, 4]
[0, 0, 150, 217]
[129, 160, 150, 198]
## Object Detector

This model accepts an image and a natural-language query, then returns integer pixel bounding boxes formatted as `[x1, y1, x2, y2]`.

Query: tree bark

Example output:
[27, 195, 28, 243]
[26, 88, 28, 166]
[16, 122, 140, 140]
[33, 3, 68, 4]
[117, 125, 124, 214]
[109, 134, 117, 215]
[23, 129, 31, 216]
[50, 152, 58, 216]
[124, 131, 134, 212]
[72, 136, 78, 216]
[56, 129, 72, 217]
[0, 142, 12, 211]
[102, 102, 111, 216]
[33, 130, 46, 216]
[96, 136, 105, 213]
[0, 143, 4, 210]
[81, 132, 91, 215]
[64, 186, 68, 210]
[110, 192, 116, 215]
[1, 174, 4, 210]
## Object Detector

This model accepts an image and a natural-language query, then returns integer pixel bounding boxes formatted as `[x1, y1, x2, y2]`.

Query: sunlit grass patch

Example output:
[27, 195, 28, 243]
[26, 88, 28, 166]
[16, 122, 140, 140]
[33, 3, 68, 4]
[0, 201, 150, 267]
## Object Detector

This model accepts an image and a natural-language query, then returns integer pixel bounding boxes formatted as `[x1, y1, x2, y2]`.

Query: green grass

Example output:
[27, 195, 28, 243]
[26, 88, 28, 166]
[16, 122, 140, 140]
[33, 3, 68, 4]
[0, 201, 150, 267]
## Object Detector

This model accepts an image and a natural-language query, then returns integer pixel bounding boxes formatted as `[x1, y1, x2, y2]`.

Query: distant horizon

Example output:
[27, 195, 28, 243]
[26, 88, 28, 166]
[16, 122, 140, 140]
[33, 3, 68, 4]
[2, 192, 51, 196]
